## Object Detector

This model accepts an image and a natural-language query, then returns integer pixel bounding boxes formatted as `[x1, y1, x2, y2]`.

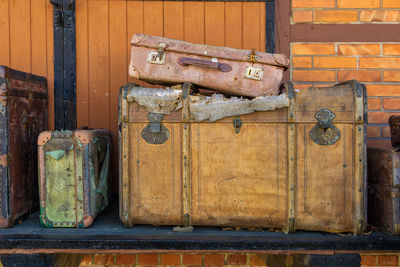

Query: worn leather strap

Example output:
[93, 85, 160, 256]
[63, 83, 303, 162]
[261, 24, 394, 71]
[178, 57, 232, 73]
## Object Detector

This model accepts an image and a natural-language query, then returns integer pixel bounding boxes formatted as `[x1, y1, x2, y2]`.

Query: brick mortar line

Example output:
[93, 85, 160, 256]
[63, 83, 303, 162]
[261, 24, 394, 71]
[295, 22, 400, 24]
[292, 42, 400, 44]
[368, 110, 400, 112]
[292, 8, 400, 11]
[367, 123, 390, 126]
[292, 79, 400, 85]
[291, 81, 400, 84]
[293, 68, 400, 71]
[292, 56, 400, 58]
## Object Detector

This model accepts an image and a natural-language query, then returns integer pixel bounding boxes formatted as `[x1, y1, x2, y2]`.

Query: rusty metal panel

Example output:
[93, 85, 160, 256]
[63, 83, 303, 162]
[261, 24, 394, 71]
[0, 66, 48, 228]
[38, 129, 111, 228]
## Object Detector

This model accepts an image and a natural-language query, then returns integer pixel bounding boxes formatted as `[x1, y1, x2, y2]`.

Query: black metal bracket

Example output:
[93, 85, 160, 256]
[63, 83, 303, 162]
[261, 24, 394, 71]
[265, 1, 275, 53]
[51, 0, 76, 130]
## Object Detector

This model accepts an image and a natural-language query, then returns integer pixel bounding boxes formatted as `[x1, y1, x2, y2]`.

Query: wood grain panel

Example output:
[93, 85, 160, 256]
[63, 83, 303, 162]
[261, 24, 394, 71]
[0, 0, 10, 66]
[76, 0, 89, 127]
[225, 2, 242, 49]
[109, 0, 127, 191]
[296, 124, 354, 232]
[128, 122, 182, 225]
[46, 1, 54, 130]
[31, 0, 47, 77]
[127, 0, 144, 84]
[259, 2, 266, 52]
[243, 2, 260, 51]
[9, 0, 31, 72]
[205, 2, 225, 46]
[183, 1, 204, 43]
[143, 1, 163, 36]
[191, 122, 287, 227]
[88, 0, 110, 129]
[164, 1, 184, 40]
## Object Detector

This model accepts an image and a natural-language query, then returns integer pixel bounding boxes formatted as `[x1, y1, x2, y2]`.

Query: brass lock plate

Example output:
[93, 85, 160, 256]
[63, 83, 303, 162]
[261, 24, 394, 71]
[147, 51, 165, 65]
[310, 108, 341, 146]
[245, 66, 263, 81]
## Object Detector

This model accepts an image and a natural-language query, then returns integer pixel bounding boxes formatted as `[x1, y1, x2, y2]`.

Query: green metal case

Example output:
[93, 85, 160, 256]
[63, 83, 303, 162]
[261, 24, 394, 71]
[38, 129, 111, 228]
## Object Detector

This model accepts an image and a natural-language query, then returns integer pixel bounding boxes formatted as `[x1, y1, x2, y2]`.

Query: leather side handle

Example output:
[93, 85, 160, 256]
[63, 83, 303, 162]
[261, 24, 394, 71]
[178, 57, 232, 72]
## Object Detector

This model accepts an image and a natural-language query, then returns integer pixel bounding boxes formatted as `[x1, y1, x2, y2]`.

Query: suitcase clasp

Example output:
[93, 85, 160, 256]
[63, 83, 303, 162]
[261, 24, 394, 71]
[310, 108, 341, 145]
[247, 48, 259, 63]
[233, 116, 242, 134]
[141, 113, 170, 144]
[148, 42, 169, 65]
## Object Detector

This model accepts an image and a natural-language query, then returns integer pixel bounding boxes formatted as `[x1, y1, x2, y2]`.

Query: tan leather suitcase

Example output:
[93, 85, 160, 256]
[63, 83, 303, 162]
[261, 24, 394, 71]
[119, 80, 367, 234]
[0, 66, 48, 227]
[367, 147, 400, 235]
[129, 34, 289, 97]
[38, 129, 111, 228]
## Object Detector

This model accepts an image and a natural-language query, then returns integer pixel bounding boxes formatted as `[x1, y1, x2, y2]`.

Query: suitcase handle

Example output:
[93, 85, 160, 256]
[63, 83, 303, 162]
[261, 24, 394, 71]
[178, 57, 232, 72]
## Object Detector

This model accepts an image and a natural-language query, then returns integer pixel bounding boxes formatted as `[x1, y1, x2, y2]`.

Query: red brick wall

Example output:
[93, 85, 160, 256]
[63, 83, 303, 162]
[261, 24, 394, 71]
[78, 253, 264, 267]
[361, 254, 400, 267]
[291, 42, 400, 148]
[77, 253, 400, 267]
[292, 0, 400, 24]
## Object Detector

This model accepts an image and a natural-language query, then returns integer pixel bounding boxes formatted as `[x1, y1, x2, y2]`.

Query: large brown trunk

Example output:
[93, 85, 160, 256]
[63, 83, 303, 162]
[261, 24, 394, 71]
[119, 81, 367, 234]
[0, 66, 48, 227]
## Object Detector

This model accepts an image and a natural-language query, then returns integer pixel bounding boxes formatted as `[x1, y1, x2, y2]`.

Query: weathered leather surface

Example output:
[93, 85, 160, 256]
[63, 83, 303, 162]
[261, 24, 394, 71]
[0, 66, 48, 227]
[129, 34, 289, 97]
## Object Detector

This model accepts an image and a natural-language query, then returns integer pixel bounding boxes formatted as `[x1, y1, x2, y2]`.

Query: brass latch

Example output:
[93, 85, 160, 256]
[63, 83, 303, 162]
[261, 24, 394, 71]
[247, 48, 259, 63]
[157, 42, 168, 59]
[141, 113, 170, 144]
[148, 42, 168, 64]
[310, 108, 341, 145]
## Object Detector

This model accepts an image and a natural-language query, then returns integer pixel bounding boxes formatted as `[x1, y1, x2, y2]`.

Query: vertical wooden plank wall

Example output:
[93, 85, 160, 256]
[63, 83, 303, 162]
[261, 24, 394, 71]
[0, 0, 266, 192]
[0, 0, 54, 130]
[78, 1, 267, 125]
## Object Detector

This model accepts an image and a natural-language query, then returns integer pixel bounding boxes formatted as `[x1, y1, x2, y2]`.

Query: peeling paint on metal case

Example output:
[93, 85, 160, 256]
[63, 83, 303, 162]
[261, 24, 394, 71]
[0, 66, 48, 228]
[38, 129, 111, 228]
